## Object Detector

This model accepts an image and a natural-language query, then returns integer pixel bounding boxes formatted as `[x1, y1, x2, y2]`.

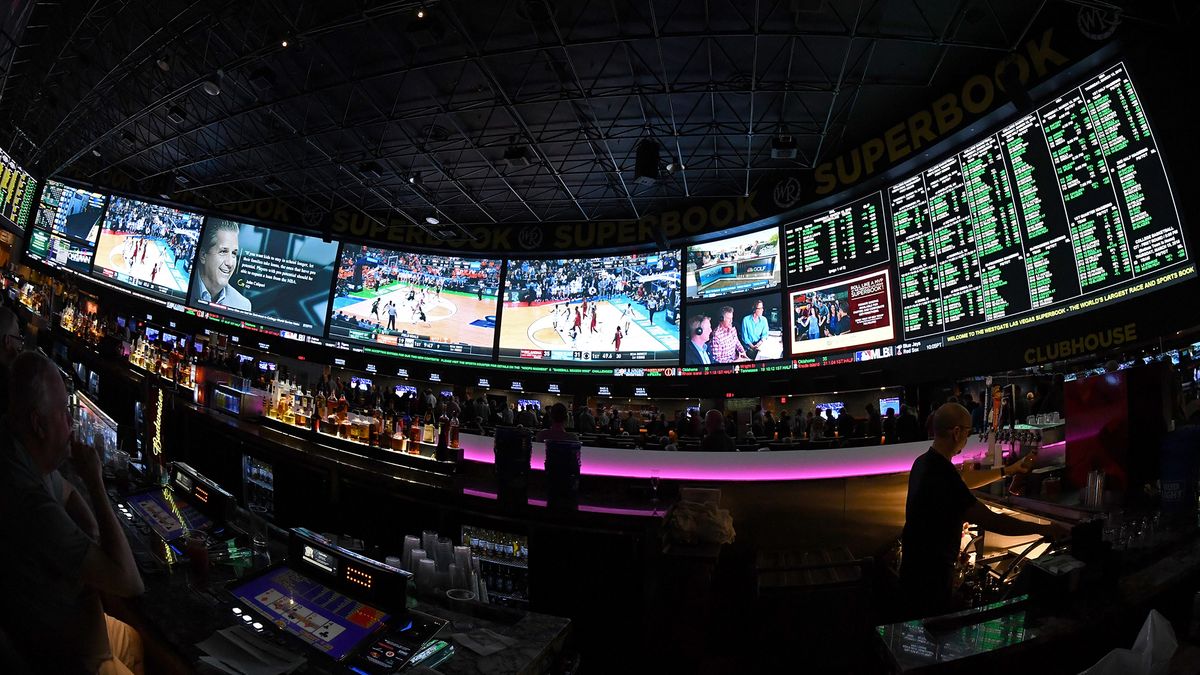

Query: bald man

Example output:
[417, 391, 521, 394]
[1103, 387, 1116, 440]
[0, 352, 145, 673]
[900, 403, 1065, 618]
[699, 409, 734, 452]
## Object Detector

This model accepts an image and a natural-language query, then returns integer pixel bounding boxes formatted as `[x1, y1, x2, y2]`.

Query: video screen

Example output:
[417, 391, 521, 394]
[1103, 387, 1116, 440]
[329, 246, 500, 359]
[160, 332, 177, 348]
[230, 566, 390, 662]
[92, 196, 203, 301]
[257, 361, 276, 372]
[395, 384, 417, 397]
[144, 327, 160, 342]
[0, 145, 35, 229]
[350, 376, 372, 390]
[27, 229, 94, 273]
[682, 291, 784, 366]
[499, 251, 681, 364]
[880, 397, 900, 415]
[517, 399, 541, 410]
[125, 487, 212, 541]
[187, 218, 339, 337]
[790, 268, 894, 357]
[686, 227, 780, 299]
[35, 180, 106, 244]
[816, 401, 845, 419]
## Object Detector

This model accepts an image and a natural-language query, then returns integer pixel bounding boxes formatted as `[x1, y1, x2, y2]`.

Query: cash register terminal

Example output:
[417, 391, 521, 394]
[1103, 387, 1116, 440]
[225, 527, 447, 672]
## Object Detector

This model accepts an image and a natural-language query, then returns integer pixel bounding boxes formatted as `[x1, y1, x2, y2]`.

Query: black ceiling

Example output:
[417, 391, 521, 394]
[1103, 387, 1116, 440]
[0, 0, 1191, 242]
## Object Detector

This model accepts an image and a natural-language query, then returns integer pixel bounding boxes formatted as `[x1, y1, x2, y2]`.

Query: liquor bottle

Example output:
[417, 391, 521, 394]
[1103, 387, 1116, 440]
[436, 411, 450, 456]
[449, 414, 460, 449]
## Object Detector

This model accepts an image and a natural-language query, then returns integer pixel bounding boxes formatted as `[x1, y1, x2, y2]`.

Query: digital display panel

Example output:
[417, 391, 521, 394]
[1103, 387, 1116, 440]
[27, 229, 95, 273]
[125, 487, 212, 541]
[188, 218, 339, 337]
[329, 246, 500, 358]
[0, 145, 36, 231]
[229, 566, 390, 662]
[685, 227, 780, 299]
[790, 268, 895, 356]
[880, 397, 900, 415]
[683, 291, 784, 366]
[499, 251, 680, 364]
[888, 62, 1189, 342]
[815, 401, 845, 419]
[93, 196, 204, 302]
[784, 191, 888, 286]
[34, 180, 106, 244]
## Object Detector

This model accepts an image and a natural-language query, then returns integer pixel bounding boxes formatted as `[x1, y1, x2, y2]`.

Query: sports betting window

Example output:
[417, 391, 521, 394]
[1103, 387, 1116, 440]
[498, 251, 680, 365]
[0, 145, 37, 232]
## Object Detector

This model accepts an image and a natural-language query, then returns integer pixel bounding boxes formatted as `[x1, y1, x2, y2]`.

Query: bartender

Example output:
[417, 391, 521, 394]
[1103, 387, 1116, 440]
[900, 403, 1065, 618]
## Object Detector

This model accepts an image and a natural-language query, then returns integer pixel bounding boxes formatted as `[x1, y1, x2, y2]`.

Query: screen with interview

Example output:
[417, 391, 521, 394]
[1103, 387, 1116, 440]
[187, 218, 339, 337]
[683, 291, 784, 366]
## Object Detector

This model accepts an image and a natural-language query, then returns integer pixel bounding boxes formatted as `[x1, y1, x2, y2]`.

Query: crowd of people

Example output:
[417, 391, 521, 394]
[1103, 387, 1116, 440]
[336, 249, 501, 298]
[505, 254, 679, 310]
[104, 197, 201, 276]
[794, 290, 851, 341]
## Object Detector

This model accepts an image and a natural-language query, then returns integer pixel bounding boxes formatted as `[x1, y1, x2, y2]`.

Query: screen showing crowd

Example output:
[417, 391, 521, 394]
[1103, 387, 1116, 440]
[187, 218, 340, 337]
[92, 196, 203, 302]
[328, 246, 501, 358]
[499, 252, 681, 364]
[683, 291, 784, 366]
[790, 268, 895, 356]
[685, 227, 781, 300]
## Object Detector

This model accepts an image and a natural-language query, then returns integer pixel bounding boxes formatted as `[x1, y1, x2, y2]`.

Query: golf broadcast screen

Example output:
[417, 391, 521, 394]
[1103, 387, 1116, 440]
[92, 196, 204, 302]
[187, 218, 340, 337]
[499, 251, 681, 365]
[328, 246, 501, 359]
[685, 227, 781, 300]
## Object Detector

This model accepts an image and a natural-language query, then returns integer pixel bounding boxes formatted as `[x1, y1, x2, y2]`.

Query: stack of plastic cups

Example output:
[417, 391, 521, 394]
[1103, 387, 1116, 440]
[421, 530, 438, 556]
[401, 535, 420, 571]
[416, 558, 436, 597]
[409, 548, 427, 575]
[385, 555, 402, 571]
[435, 537, 453, 572]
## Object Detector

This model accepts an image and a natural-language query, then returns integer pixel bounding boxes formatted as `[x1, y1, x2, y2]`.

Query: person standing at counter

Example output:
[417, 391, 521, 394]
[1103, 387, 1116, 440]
[535, 403, 578, 443]
[700, 410, 735, 452]
[900, 403, 1064, 618]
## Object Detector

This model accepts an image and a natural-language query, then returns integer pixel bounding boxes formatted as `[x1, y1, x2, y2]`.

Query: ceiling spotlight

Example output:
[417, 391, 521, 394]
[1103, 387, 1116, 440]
[408, 171, 422, 185]
[202, 70, 223, 96]
[91, 149, 101, 158]
[416, 9, 425, 18]
[281, 39, 289, 48]
[425, 215, 440, 225]
[156, 55, 170, 71]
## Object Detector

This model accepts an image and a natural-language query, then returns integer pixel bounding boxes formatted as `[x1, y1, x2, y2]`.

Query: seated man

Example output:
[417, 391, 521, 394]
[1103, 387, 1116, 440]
[0, 352, 146, 674]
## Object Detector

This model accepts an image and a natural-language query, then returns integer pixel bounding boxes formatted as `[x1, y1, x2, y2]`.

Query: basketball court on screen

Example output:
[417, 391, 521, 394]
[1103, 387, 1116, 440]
[94, 230, 190, 293]
[499, 296, 678, 354]
[332, 279, 497, 348]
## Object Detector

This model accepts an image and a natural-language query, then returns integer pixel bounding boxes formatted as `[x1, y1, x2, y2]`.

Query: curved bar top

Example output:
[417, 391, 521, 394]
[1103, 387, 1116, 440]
[458, 432, 1066, 482]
